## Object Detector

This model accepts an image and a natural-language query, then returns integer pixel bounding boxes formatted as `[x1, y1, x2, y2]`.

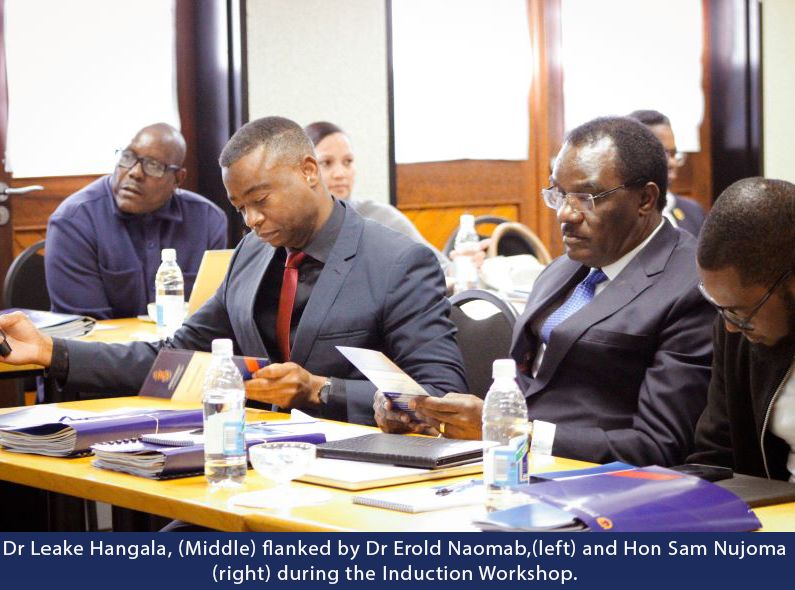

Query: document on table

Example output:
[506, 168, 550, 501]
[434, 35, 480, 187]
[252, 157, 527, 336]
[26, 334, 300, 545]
[336, 346, 428, 418]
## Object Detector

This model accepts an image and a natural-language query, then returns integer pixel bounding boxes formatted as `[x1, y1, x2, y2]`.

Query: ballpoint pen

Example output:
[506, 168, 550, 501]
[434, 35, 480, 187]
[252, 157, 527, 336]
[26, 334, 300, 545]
[434, 479, 482, 496]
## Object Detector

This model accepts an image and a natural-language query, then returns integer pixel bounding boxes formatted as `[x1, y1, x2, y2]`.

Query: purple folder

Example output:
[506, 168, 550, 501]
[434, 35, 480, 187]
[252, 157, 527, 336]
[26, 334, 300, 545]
[92, 432, 327, 479]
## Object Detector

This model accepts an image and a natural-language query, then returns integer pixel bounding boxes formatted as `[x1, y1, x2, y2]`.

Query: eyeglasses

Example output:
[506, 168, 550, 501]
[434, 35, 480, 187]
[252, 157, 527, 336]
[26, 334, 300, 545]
[541, 178, 646, 213]
[115, 149, 181, 178]
[665, 149, 686, 167]
[698, 269, 793, 332]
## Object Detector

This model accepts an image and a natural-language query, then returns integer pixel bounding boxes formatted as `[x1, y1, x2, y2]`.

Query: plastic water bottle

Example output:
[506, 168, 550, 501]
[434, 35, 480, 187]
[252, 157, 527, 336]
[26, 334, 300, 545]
[482, 359, 530, 510]
[155, 248, 184, 339]
[453, 213, 480, 293]
[203, 338, 246, 486]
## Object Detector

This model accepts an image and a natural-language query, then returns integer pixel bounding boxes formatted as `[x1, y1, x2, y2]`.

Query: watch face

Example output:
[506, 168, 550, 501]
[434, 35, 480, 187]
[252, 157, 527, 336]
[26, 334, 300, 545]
[320, 379, 333, 404]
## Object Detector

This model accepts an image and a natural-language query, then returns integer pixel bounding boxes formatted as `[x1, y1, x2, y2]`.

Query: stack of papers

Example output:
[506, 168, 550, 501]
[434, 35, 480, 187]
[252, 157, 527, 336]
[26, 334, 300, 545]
[0, 308, 96, 339]
[0, 407, 203, 457]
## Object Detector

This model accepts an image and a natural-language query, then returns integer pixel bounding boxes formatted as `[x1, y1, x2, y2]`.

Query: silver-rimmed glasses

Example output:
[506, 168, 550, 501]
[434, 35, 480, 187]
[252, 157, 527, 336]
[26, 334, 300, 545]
[542, 178, 646, 212]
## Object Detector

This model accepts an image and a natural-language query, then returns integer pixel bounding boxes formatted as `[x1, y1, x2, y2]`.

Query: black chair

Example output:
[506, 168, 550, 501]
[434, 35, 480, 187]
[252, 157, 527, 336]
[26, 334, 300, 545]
[442, 215, 511, 257]
[3, 239, 49, 310]
[487, 221, 553, 264]
[449, 289, 517, 398]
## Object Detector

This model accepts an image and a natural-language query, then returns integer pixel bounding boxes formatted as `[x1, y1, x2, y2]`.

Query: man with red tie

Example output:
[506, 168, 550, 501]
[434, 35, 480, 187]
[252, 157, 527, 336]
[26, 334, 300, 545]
[0, 116, 466, 425]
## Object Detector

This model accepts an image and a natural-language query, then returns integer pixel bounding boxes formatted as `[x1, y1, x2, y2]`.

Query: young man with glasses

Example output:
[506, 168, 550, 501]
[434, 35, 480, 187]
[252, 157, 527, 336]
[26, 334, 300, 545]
[690, 177, 795, 481]
[44, 123, 227, 319]
[377, 116, 715, 467]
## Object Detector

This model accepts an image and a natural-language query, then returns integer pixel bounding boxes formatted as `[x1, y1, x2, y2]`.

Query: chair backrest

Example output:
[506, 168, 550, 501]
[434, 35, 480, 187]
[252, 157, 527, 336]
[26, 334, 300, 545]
[442, 215, 511, 257]
[3, 239, 50, 310]
[487, 221, 553, 264]
[187, 249, 234, 316]
[449, 289, 517, 398]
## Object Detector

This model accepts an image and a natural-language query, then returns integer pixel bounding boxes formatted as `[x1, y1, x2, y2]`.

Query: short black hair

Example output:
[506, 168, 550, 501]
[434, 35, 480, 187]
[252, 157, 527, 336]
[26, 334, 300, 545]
[304, 121, 344, 146]
[627, 109, 671, 127]
[698, 177, 795, 286]
[565, 116, 668, 210]
[219, 116, 314, 168]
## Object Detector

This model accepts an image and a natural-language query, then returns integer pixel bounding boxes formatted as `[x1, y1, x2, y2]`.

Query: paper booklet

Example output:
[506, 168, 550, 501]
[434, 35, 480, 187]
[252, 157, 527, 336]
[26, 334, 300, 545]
[474, 464, 761, 533]
[92, 432, 327, 480]
[336, 346, 429, 419]
[0, 408, 204, 457]
[0, 307, 96, 339]
[137, 348, 269, 402]
[298, 458, 483, 491]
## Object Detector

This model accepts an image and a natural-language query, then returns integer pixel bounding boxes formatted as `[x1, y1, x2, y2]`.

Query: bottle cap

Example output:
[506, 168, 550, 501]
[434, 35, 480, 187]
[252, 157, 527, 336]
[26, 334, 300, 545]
[460, 213, 475, 230]
[161, 248, 176, 262]
[492, 359, 516, 379]
[211, 339, 233, 355]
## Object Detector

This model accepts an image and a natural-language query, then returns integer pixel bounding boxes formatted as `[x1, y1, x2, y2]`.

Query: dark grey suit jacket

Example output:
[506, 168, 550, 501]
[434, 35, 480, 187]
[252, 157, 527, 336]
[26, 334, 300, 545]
[510, 220, 715, 466]
[63, 203, 467, 425]
[672, 194, 707, 238]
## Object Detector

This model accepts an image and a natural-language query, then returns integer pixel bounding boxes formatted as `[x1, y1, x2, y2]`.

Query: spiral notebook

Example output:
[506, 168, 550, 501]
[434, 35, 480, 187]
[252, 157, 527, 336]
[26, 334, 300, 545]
[353, 480, 483, 513]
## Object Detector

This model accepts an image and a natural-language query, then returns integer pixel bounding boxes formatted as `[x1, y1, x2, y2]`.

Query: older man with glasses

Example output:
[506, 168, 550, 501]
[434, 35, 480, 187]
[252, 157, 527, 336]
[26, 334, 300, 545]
[45, 123, 227, 319]
[377, 116, 715, 467]
[689, 177, 795, 481]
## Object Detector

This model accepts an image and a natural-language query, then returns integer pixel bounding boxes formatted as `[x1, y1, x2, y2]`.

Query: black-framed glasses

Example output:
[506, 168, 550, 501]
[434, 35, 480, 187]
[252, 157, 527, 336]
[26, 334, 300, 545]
[115, 149, 181, 178]
[699, 269, 793, 331]
[541, 178, 646, 212]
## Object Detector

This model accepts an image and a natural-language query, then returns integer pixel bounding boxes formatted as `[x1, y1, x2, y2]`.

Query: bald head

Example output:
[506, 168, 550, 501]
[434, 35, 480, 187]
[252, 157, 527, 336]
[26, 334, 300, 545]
[219, 116, 315, 170]
[132, 123, 186, 167]
[111, 122, 187, 215]
[698, 177, 795, 286]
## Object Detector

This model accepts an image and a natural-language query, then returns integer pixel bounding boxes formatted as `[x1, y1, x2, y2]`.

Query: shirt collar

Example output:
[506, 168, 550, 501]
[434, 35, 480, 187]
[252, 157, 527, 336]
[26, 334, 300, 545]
[107, 175, 182, 222]
[289, 196, 344, 264]
[600, 218, 665, 281]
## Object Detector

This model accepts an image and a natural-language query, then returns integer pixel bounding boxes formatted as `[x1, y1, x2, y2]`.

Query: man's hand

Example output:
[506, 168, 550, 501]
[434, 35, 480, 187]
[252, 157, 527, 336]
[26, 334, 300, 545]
[448, 238, 491, 271]
[0, 311, 53, 366]
[411, 392, 484, 440]
[245, 362, 324, 409]
[373, 391, 434, 434]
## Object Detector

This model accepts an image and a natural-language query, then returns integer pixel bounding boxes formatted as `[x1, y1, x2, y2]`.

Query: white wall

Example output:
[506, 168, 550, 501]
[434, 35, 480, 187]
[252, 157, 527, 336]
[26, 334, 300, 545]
[762, 0, 795, 183]
[246, 0, 390, 203]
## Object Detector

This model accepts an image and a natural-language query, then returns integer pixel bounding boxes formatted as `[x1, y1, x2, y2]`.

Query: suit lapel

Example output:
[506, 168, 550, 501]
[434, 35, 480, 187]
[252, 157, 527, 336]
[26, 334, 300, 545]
[289, 206, 363, 367]
[242, 244, 277, 360]
[526, 220, 680, 396]
[510, 260, 587, 365]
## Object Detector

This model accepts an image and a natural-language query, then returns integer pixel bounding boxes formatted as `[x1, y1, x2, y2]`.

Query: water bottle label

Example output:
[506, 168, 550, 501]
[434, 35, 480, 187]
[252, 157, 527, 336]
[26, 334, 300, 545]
[156, 295, 184, 329]
[204, 410, 244, 455]
[487, 435, 529, 487]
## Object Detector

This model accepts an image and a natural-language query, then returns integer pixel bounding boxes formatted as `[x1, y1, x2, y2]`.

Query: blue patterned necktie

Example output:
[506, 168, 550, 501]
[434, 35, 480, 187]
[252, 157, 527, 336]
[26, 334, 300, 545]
[540, 268, 608, 344]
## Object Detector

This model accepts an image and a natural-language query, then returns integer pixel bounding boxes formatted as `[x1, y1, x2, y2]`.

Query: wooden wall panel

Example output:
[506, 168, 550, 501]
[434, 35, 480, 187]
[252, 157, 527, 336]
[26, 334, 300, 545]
[8, 175, 98, 257]
[402, 205, 518, 251]
[396, 159, 531, 252]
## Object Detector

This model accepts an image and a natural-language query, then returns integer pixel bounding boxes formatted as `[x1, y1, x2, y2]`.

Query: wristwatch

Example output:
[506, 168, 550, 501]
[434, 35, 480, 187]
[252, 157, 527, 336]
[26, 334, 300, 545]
[318, 377, 333, 406]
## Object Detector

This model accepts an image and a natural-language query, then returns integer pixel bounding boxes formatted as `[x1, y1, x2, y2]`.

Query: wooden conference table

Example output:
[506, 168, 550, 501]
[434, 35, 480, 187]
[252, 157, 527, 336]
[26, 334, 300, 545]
[1, 396, 795, 532]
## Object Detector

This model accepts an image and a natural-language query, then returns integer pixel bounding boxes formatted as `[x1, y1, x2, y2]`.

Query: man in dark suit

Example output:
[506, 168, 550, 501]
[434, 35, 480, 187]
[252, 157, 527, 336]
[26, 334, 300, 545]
[628, 109, 707, 237]
[0, 116, 466, 425]
[377, 116, 715, 466]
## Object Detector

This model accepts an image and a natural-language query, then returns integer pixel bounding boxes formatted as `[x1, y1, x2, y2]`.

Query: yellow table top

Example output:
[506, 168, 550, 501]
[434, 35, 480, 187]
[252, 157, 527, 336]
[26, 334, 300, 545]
[0, 317, 158, 374]
[1, 396, 794, 532]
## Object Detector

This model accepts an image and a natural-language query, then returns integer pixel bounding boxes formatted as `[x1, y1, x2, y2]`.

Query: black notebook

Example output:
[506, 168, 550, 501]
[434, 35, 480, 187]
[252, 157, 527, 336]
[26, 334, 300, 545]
[716, 473, 795, 508]
[316, 433, 486, 469]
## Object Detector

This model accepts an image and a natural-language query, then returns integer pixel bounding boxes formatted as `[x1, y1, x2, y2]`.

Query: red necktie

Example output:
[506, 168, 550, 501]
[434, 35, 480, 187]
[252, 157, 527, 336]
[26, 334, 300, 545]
[276, 251, 307, 361]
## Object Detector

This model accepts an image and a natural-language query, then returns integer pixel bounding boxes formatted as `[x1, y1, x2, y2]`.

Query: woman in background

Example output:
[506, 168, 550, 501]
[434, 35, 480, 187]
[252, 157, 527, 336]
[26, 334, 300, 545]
[304, 121, 449, 271]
